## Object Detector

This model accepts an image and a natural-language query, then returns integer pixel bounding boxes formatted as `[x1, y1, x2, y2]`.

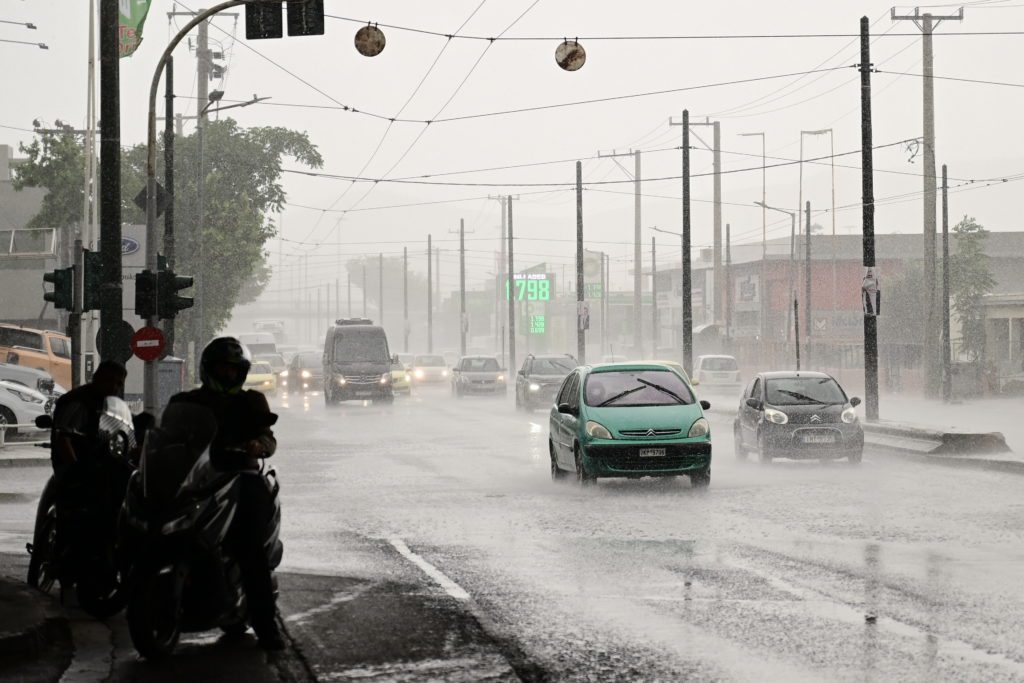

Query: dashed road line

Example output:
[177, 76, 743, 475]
[388, 538, 470, 601]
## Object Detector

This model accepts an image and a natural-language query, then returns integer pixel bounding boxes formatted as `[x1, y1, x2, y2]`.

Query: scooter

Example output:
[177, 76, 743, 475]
[26, 397, 139, 619]
[120, 402, 282, 659]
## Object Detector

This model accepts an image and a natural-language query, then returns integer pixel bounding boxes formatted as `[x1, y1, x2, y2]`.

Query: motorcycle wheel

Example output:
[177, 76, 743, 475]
[127, 570, 182, 660]
[26, 504, 58, 593]
[77, 570, 126, 619]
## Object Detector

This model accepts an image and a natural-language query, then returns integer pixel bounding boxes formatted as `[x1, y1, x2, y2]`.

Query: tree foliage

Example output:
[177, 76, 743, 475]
[950, 215, 994, 364]
[12, 130, 86, 229]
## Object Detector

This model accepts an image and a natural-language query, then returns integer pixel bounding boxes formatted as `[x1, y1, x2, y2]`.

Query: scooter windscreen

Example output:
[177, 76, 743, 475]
[99, 396, 137, 456]
[140, 403, 218, 506]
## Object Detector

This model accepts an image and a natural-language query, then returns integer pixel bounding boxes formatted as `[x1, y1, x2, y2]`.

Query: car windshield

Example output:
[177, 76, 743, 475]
[415, 355, 446, 367]
[0, 328, 44, 351]
[461, 358, 499, 372]
[251, 362, 273, 375]
[255, 353, 285, 368]
[531, 358, 575, 375]
[332, 332, 388, 363]
[766, 377, 846, 405]
[584, 369, 695, 407]
[298, 352, 321, 367]
[701, 357, 738, 371]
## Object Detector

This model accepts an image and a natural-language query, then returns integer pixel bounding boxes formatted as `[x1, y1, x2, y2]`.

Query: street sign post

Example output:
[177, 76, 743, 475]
[131, 325, 166, 362]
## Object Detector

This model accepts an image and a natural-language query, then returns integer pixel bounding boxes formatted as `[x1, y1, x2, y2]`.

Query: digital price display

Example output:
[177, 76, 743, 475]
[505, 273, 552, 301]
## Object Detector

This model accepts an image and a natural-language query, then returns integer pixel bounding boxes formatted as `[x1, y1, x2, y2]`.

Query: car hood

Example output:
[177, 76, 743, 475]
[0, 379, 47, 402]
[766, 402, 846, 424]
[333, 362, 386, 375]
[460, 371, 501, 380]
[584, 403, 703, 433]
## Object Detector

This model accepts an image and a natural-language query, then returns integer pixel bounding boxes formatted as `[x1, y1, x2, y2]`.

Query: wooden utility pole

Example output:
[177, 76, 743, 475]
[596, 149, 642, 357]
[805, 201, 812, 368]
[941, 165, 952, 402]
[892, 6, 963, 398]
[860, 16, 879, 421]
[682, 111, 693, 375]
[651, 236, 658, 353]
[427, 235, 433, 353]
[507, 197, 516, 373]
[403, 246, 409, 352]
[575, 161, 586, 364]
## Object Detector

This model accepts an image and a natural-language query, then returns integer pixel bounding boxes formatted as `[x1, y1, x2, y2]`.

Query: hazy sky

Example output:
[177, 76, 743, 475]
[3, 1, 1022, 295]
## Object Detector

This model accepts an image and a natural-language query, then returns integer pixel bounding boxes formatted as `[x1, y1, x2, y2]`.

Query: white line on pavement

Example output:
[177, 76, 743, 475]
[389, 538, 470, 601]
[284, 586, 369, 624]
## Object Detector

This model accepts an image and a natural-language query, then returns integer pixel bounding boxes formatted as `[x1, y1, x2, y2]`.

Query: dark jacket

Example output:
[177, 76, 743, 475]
[168, 387, 277, 471]
[50, 383, 107, 468]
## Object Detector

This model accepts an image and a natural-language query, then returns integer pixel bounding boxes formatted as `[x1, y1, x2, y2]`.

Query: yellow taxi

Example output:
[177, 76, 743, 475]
[390, 358, 412, 395]
[244, 361, 278, 395]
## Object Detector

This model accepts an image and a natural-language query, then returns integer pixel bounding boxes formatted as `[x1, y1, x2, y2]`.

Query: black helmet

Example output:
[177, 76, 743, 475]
[200, 336, 252, 394]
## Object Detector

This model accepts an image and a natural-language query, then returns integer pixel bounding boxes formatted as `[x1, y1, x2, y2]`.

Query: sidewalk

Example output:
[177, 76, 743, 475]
[880, 394, 1023, 453]
[0, 576, 70, 675]
[0, 442, 50, 467]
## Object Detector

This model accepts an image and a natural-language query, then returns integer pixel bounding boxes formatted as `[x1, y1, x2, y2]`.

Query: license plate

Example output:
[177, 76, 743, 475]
[355, 391, 374, 397]
[802, 434, 835, 444]
[639, 448, 666, 457]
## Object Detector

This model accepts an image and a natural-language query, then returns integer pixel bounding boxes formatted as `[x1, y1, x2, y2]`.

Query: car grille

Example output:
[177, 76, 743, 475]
[588, 443, 710, 471]
[787, 413, 840, 425]
[345, 374, 380, 385]
[619, 428, 682, 437]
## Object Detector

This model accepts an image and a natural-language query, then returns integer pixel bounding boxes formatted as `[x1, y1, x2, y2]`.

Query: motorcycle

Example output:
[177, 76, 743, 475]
[26, 397, 139, 619]
[120, 402, 282, 659]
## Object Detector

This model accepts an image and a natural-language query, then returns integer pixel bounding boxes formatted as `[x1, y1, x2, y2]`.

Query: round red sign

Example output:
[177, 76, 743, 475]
[131, 326, 166, 362]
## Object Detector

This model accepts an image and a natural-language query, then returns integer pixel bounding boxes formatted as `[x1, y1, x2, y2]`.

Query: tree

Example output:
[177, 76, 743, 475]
[120, 118, 322, 338]
[12, 130, 87, 231]
[950, 215, 994, 364]
[879, 261, 926, 347]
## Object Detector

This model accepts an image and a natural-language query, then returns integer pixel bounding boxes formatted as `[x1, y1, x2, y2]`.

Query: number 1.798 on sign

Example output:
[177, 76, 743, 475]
[505, 274, 552, 301]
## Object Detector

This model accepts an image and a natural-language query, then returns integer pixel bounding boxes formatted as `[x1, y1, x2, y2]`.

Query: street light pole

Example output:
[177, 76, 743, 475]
[738, 132, 766, 339]
[755, 202, 798, 347]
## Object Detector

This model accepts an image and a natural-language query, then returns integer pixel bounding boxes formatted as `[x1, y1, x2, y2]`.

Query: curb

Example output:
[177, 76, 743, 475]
[0, 457, 51, 468]
[0, 580, 70, 666]
[868, 448, 1024, 475]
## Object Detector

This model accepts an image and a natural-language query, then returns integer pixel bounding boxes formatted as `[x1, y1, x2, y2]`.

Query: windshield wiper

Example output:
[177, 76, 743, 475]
[637, 378, 686, 404]
[777, 389, 825, 404]
[599, 385, 646, 407]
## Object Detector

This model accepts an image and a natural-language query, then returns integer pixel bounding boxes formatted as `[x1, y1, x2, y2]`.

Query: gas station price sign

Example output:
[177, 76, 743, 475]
[506, 273, 553, 301]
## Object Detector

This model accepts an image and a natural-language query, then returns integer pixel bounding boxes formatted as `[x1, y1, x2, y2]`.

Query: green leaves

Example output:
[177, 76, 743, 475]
[950, 215, 994, 364]
[12, 130, 87, 230]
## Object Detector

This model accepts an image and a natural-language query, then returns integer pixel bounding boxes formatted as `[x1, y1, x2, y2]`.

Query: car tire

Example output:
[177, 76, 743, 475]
[0, 406, 18, 437]
[848, 449, 863, 465]
[733, 423, 747, 461]
[574, 446, 595, 487]
[690, 468, 711, 489]
[550, 441, 568, 481]
[514, 390, 523, 411]
[757, 432, 773, 464]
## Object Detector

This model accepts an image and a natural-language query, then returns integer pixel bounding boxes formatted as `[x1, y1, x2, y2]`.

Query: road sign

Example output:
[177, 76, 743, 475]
[131, 326, 166, 362]
[96, 321, 135, 364]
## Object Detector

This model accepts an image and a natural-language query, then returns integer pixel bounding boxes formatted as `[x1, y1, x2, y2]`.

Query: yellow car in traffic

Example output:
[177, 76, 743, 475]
[390, 359, 412, 395]
[244, 361, 278, 395]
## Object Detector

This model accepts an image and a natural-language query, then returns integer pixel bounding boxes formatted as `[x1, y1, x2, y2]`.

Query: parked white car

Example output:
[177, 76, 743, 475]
[0, 379, 52, 436]
[693, 355, 742, 390]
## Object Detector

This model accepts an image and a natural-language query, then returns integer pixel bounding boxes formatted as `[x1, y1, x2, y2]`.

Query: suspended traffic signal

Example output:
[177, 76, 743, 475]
[43, 267, 73, 311]
[135, 270, 157, 319]
[245, 1, 282, 40]
[82, 250, 102, 312]
[157, 270, 194, 319]
[287, 0, 324, 36]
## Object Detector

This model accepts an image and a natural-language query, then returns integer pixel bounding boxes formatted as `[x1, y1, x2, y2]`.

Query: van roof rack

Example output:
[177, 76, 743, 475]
[335, 317, 374, 326]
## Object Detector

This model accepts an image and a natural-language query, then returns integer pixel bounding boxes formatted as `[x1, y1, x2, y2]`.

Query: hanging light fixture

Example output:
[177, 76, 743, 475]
[555, 39, 585, 71]
[354, 23, 386, 57]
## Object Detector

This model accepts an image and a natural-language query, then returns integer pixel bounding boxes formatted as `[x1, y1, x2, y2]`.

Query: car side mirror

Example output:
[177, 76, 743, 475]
[557, 402, 573, 415]
[700, 400, 711, 410]
[745, 397, 763, 411]
[849, 396, 862, 407]
[691, 378, 700, 386]
[34, 415, 53, 429]
[518, 369, 525, 376]
[391, 354, 399, 364]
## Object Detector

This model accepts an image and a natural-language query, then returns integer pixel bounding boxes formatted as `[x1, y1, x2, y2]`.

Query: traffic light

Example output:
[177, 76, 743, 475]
[245, 1, 282, 40]
[82, 250, 102, 311]
[287, 0, 324, 36]
[43, 267, 73, 311]
[157, 270, 194, 319]
[135, 270, 157, 319]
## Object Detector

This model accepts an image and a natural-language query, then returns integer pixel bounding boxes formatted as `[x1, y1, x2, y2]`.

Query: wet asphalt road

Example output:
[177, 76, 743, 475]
[3, 384, 1024, 681]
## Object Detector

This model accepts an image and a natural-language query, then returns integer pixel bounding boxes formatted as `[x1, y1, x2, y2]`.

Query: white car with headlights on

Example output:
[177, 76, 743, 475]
[0, 379, 52, 436]
[410, 354, 449, 384]
[451, 355, 507, 397]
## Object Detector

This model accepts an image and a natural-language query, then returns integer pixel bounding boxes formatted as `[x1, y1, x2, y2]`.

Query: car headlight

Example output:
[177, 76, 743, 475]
[586, 421, 613, 439]
[842, 407, 858, 424]
[688, 417, 710, 438]
[529, 383, 540, 392]
[496, 374, 504, 382]
[337, 376, 347, 386]
[281, 380, 288, 387]
[262, 380, 272, 386]
[5, 387, 42, 404]
[301, 370, 312, 379]
[414, 369, 424, 379]
[764, 407, 789, 424]
[280, 370, 289, 378]
[405, 373, 411, 381]
[380, 373, 390, 385]
[442, 370, 449, 377]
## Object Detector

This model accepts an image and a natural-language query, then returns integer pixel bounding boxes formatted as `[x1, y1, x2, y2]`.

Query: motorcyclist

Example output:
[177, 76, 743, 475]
[49, 361, 128, 582]
[168, 337, 284, 650]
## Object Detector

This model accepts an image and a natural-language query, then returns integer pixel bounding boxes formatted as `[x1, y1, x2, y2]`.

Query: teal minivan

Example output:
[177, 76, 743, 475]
[549, 363, 712, 488]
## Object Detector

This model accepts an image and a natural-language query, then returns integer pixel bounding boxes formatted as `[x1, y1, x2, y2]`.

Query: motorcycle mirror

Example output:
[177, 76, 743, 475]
[34, 415, 53, 429]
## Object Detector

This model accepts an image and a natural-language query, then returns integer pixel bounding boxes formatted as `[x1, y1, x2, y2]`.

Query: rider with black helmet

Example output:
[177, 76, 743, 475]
[168, 336, 284, 650]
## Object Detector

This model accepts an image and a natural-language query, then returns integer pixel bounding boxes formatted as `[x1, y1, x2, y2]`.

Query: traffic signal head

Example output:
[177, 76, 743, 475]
[83, 250, 102, 312]
[135, 270, 157, 320]
[245, 1, 282, 40]
[43, 267, 73, 311]
[157, 270, 194, 319]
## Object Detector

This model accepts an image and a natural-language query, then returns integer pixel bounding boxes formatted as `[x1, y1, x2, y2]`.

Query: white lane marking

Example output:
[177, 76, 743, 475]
[389, 538, 470, 601]
[284, 586, 369, 624]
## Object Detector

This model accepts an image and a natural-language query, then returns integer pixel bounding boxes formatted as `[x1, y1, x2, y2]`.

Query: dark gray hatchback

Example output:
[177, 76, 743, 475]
[733, 371, 864, 463]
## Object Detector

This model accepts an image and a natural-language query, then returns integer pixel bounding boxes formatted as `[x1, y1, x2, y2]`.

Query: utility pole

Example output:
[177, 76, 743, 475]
[507, 196, 516, 373]
[99, 0, 123, 364]
[941, 164, 952, 403]
[378, 252, 384, 327]
[458, 219, 467, 356]
[682, 111, 693, 375]
[335, 278, 339, 319]
[596, 149, 642, 357]
[794, 298, 801, 371]
[347, 271, 351, 317]
[725, 224, 732, 343]
[651, 236, 658, 353]
[403, 246, 409, 352]
[805, 201, 812, 368]
[739, 132, 767, 339]
[860, 15, 879, 422]
[194, 14, 210, 349]
[674, 116, 722, 323]
[427, 235, 433, 353]
[164, 56, 177, 356]
[576, 161, 586, 365]
[488, 194, 514, 357]
[362, 260, 367, 317]
[892, 6, 963, 398]
[600, 252, 607, 356]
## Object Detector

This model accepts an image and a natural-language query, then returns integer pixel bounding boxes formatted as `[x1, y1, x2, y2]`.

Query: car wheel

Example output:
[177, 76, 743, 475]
[550, 441, 567, 481]
[848, 449, 863, 465]
[514, 390, 522, 411]
[574, 446, 595, 487]
[0, 406, 18, 437]
[757, 432, 773, 464]
[690, 468, 711, 489]
[733, 423, 747, 461]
